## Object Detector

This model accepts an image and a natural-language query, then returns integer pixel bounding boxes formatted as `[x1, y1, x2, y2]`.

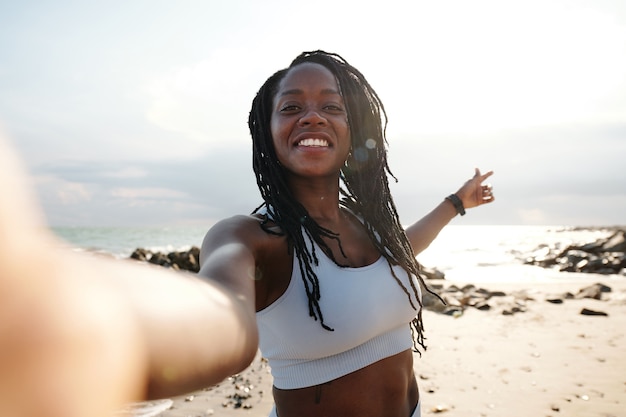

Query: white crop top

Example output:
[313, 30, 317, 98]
[256, 235, 422, 389]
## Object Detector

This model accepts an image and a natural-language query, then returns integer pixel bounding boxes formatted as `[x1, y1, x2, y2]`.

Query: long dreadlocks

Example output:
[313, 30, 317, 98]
[248, 50, 437, 352]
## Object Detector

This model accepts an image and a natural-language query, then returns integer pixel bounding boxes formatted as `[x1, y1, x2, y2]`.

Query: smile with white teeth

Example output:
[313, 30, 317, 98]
[298, 138, 329, 147]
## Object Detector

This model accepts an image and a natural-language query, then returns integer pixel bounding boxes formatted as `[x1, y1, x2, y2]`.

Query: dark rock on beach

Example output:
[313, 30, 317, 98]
[542, 283, 613, 304]
[423, 279, 615, 317]
[580, 307, 609, 316]
[130, 246, 201, 272]
[422, 281, 533, 316]
[524, 228, 626, 275]
[575, 282, 611, 299]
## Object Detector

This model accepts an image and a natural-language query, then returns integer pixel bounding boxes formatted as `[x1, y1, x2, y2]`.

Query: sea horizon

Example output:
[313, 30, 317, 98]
[49, 225, 625, 284]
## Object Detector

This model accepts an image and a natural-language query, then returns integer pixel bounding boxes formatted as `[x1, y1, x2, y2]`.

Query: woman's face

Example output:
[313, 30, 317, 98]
[270, 63, 351, 180]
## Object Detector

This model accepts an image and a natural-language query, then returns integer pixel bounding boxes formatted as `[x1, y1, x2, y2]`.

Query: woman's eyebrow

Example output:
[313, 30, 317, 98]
[278, 88, 341, 97]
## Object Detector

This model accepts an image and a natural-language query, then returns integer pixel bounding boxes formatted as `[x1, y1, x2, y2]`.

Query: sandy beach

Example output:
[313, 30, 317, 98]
[118, 274, 625, 417]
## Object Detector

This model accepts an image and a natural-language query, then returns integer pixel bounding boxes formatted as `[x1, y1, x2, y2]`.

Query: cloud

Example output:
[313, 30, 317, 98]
[517, 208, 549, 224]
[34, 175, 92, 205]
[387, 120, 626, 226]
[374, 0, 626, 136]
[31, 144, 259, 226]
[3, 0, 625, 227]
[102, 167, 148, 179]
[143, 48, 272, 148]
[517, 194, 626, 226]
[109, 187, 187, 200]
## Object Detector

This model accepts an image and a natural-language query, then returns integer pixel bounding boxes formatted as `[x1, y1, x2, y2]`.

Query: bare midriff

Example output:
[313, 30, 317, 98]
[272, 349, 419, 417]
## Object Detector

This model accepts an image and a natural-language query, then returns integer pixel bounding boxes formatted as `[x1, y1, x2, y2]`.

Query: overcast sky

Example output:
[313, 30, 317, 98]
[1, 0, 625, 227]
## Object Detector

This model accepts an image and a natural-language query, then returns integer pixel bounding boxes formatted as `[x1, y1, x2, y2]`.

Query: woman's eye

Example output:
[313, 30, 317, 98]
[324, 104, 344, 112]
[278, 103, 344, 113]
[280, 104, 300, 113]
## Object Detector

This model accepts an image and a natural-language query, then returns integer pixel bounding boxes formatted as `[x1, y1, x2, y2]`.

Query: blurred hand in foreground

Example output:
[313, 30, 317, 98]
[0, 131, 258, 417]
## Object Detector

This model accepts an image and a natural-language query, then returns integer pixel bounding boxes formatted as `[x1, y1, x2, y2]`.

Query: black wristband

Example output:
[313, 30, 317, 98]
[445, 194, 466, 216]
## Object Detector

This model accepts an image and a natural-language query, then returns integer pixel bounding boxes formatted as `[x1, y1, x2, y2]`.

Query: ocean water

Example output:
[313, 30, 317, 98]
[415, 225, 620, 283]
[51, 225, 621, 283]
[52, 226, 208, 258]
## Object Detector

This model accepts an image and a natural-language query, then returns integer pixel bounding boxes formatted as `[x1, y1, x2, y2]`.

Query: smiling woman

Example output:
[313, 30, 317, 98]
[212, 50, 494, 417]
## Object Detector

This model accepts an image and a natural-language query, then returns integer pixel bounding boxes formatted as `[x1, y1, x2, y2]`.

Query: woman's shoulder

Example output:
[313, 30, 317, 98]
[200, 213, 291, 301]
[202, 214, 265, 244]
[201, 213, 287, 256]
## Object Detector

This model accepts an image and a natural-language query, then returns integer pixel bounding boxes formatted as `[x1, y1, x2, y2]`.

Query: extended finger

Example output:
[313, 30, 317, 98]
[479, 170, 494, 182]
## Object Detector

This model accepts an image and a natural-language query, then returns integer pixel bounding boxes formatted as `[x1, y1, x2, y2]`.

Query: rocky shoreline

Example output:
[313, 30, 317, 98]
[128, 228, 626, 278]
[524, 228, 626, 275]
[128, 228, 625, 319]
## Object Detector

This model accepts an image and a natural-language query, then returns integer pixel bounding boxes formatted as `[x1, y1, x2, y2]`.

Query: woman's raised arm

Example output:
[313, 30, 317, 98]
[405, 168, 494, 255]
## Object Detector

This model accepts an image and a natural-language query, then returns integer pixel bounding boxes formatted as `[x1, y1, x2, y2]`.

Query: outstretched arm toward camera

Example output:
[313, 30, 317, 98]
[0, 133, 258, 417]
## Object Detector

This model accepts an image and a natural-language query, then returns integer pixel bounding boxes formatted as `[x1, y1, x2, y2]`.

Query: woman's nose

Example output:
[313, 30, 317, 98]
[298, 109, 327, 126]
